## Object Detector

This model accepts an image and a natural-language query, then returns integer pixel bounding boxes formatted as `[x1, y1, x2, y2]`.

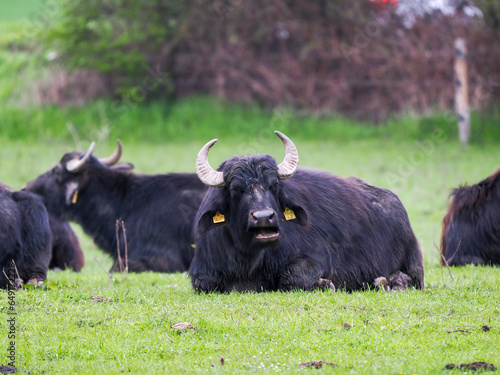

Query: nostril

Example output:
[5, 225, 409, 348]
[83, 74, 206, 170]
[252, 209, 275, 221]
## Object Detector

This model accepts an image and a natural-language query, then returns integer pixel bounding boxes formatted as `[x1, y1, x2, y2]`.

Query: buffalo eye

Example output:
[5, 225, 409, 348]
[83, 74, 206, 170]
[52, 165, 68, 183]
[229, 181, 247, 195]
[269, 181, 279, 192]
[51, 166, 61, 178]
[230, 187, 245, 197]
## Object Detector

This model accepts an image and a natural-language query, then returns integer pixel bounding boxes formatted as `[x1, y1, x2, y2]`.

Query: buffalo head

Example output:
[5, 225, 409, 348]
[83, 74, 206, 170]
[195, 131, 307, 249]
[24, 140, 131, 219]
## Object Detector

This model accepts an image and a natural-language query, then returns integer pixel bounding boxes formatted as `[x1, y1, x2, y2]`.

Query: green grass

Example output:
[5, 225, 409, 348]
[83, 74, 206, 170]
[1, 136, 499, 374]
[0, 1, 43, 22]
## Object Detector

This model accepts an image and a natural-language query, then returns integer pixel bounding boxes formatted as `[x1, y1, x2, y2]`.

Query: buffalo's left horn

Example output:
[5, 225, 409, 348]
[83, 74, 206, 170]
[66, 142, 95, 173]
[275, 131, 299, 179]
[196, 139, 225, 187]
[99, 140, 122, 166]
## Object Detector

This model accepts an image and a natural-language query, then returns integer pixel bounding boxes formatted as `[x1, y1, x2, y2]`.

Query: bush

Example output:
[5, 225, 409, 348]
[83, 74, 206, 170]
[38, 0, 500, 120]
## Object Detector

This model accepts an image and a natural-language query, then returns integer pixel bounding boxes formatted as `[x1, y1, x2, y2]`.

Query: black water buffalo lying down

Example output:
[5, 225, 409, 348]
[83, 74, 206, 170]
[0, 182, 51, 288]
[3, 181, 84, 272]
[27, 163, 135, 272]
[25, 141, 207, 273]
[189, 132, 424, 292]
[48, 217, 84, 271]
[441, 168, 500, 266]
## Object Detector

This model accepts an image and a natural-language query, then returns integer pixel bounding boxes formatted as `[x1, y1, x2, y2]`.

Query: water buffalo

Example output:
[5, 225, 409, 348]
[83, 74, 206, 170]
[0, 183, 51, 288]
[4, 181, 84, 272]
[189, 131, 424, 292]
[440, 168, 500, 266]
[26, 162, 136, 272]
[48, 217, 84, 271]
[25, 141, 207, 273]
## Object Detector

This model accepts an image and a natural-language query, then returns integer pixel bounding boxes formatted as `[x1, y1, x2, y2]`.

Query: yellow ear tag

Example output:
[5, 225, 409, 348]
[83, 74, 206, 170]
[284, 207, 296, 221]
[72, 190, 79, 204]
[213, 211, 225, 224]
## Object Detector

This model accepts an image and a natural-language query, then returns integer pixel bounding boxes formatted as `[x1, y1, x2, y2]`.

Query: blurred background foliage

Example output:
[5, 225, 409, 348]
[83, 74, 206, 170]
[1, 0, 499, 142]
[35, 0, 499, 119]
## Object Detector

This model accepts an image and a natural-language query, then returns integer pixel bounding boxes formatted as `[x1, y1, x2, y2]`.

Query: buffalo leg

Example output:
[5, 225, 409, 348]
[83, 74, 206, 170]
[374, 271, 413, 291]
[450, 255, 486, 266]
[192, 274, 219, 293]
[278, 257, 330, 291]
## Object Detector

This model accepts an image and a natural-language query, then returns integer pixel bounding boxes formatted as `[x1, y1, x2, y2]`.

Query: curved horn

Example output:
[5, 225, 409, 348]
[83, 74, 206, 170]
[99, 140, 122, 166]
[66, 142, 95, 173]
[196, 139, 225, 187]
[275, 131, 299, 179]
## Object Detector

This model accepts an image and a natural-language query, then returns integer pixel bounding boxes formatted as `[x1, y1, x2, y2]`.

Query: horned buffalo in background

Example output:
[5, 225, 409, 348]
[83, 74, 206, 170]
[25, 141, 207, 272]
[189, 132, 424, 292]
[440, 168, 500, 266]
[0, 182, 51, 288]
[26, 162, 135, 272]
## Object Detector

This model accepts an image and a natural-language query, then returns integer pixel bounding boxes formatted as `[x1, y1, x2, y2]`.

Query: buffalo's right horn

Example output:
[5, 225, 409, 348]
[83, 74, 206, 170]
[196, 139, 225, 187]
[66, 142, 95, 173]
[275, 131, 299, 179]
[99, 140, 122, 166]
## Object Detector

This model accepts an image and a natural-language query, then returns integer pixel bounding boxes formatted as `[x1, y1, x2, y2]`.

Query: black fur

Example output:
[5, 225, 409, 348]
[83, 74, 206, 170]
[25, 151, 207, 273]
[48, 217, 84, 271]
[189, 154, 424, 292]
[0, 186, 51, 288]
[440, 169, 500, 266]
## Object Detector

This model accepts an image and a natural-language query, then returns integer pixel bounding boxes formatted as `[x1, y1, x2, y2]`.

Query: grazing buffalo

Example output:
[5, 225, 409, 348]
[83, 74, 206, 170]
[24, 141, 207, 273]
[189, 131, 424, 292]
[440, 168, 500, 266]
[0, 182, 51, 288]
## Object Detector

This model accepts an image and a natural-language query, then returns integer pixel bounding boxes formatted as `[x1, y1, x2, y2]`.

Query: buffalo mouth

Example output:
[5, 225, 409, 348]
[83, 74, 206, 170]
[251, 227, 280, 242]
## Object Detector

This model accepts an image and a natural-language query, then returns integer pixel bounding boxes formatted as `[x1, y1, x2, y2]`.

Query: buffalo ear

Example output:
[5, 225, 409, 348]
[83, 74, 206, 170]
[279, 189, 308, 226]
[196, 190, 229, 234]
[111, 162, 134, 173]
[65, 181, 79, 205]
[282, 204, 308, 226]
[197, 209, 227, 234]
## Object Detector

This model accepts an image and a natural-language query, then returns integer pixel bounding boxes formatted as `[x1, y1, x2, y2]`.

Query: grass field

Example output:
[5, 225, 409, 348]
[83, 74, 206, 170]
[0, 133, 499, 374]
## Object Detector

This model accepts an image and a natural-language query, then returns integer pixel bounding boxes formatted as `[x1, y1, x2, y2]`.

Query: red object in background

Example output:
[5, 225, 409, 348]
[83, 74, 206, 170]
[371, 0, 398, 10]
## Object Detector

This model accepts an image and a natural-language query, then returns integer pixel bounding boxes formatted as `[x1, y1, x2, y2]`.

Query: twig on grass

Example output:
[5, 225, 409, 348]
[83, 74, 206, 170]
[435, 242, 455, 281]
[164, 332, 175, 342]
[3, 260, 23, 289]
[115, 218, 129, 280]
[12, 260, 21, 282]
[94, 257, 113, 289]
[447, 240, 462, 264]
[121, 220, 129, 276]
[2, 268, 15, 287]
[115, 219, 124, 274]
[447, 329, 471, 333]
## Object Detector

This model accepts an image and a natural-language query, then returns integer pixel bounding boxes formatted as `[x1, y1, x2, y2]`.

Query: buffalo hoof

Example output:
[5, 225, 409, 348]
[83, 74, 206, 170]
[315, 278, 336, 291]
[374, 277, 390, 291]
[193, 275, 218, 293]
[14, 278, 23, 289]
[26, 278, 44, 287]
[374, 271, 413, 292]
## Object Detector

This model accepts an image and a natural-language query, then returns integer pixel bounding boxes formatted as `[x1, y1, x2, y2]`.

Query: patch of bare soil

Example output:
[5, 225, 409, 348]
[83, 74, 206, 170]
[298, 361, 336, 369]
[445, 362, 496, 371]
